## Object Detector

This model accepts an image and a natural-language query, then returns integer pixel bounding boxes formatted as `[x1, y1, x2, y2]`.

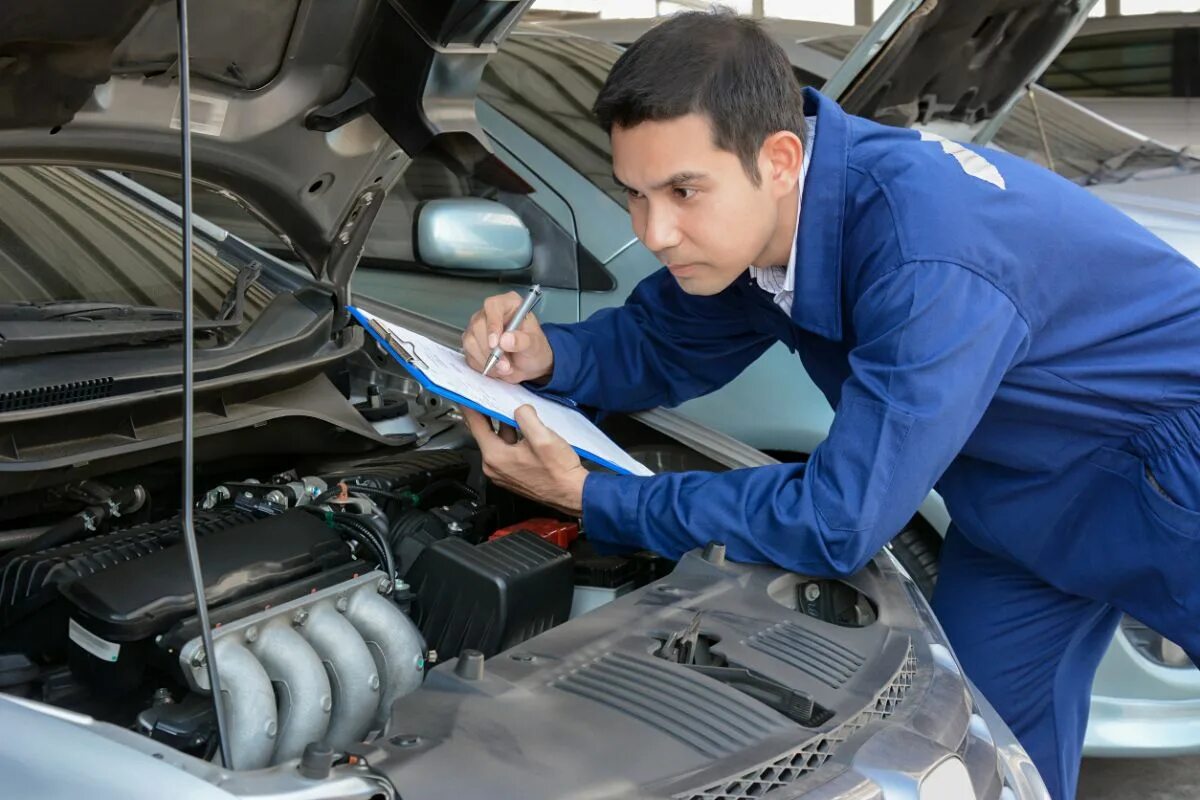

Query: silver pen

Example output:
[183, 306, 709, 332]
[482, 284, 543, 377]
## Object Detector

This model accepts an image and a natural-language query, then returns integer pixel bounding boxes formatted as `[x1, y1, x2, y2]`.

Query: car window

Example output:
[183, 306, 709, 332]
[481, 34, 627, 209]
[0, 165, 273, 323]
[1042, 27, 1199, 98]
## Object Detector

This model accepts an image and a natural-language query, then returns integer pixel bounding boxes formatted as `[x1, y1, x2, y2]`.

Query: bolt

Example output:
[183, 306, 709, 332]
[265, 720, 277, 738]
[804, 583, 822, 603]
[293, 610, 309, 627]
[338, 231, 351, 245]
[363, 191, 375, 205]
[154, 635, 164, 646]
[153, 688, 174, 705]
[191, 649, 207, 668]
[336, 596, 349, 613]
[244, 626, 259, 643]
[369, 674, 380, 691]
[378, 577, 392, 594]
[321, 695, 333, 712]
[393, 578, 408, 593]
[426, 649, 438, 665]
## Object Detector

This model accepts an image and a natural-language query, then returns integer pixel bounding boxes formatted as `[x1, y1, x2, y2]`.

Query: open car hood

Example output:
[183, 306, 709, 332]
[823, 0, 1101, 141]
[0, 0, 532, 298]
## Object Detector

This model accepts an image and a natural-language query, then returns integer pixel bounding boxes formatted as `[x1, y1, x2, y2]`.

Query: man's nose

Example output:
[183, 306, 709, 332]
[639, 201, 682, 255]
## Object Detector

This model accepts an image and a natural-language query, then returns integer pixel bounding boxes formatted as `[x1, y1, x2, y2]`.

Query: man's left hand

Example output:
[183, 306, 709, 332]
[462, 405, 588, 517]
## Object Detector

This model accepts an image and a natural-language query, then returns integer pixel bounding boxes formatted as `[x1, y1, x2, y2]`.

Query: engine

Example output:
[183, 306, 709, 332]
[0, 450, 579, 769]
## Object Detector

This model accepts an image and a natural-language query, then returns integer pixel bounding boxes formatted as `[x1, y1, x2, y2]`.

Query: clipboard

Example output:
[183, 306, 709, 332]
[348, 306, 652, 477]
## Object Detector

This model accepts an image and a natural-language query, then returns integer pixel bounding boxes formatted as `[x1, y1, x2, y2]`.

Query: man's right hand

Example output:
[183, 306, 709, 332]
[462, 291, 554, 384]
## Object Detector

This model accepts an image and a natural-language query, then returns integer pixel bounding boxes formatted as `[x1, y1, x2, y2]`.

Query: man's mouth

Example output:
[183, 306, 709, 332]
[666, 263, 697, 276]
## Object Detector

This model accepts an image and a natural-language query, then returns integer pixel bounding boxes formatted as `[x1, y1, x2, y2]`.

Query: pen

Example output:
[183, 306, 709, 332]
[482, 284, 542, 377]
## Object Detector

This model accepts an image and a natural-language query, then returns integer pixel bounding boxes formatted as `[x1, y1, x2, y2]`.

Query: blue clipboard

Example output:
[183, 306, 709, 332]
[348, 306, 643, 476]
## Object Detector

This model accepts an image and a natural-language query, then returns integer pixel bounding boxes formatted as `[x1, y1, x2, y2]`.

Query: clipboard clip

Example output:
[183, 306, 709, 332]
[367, 318, 429, 370]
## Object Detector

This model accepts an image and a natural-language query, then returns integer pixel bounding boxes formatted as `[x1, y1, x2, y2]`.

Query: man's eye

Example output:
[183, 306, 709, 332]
[674, 187, 696, 200]
[625, 187, 643, 200]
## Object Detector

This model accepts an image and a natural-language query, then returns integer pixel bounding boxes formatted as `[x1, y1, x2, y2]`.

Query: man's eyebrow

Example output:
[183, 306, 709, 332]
[653, 171, 707, 190]
[611, 171, 709, 192]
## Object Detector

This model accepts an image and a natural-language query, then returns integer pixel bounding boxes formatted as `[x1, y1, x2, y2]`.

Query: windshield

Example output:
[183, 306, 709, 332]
[0, 165, 274, 324]
[481, 33, 627, 209]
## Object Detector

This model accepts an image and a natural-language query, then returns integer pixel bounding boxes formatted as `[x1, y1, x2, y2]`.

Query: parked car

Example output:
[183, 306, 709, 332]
[354, 3, 1199, 759]
[0, 1, 1046, 798]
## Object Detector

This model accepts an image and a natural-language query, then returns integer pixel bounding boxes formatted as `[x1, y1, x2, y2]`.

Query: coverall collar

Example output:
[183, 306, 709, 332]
[789, 87, 849, 341]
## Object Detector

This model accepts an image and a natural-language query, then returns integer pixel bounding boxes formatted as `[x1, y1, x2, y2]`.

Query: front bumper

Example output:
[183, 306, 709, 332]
[1085, 631, 1200, 757]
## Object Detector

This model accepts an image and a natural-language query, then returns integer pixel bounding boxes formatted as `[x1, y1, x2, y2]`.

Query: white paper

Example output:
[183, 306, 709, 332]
[355, 309, 652, 477]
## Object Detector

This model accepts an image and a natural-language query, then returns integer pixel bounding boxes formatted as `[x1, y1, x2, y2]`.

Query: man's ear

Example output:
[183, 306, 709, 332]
[759, 131, 804, 199]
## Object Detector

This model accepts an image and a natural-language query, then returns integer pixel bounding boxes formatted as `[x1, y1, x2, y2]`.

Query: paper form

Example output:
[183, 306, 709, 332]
[351, 308, 653, 477]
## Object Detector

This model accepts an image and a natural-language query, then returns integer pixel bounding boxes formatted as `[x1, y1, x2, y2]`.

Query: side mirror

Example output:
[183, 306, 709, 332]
[415, 198, 533, 273]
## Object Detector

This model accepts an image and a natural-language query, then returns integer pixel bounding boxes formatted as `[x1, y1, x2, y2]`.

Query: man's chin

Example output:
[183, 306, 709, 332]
[670, 270, 730, 297]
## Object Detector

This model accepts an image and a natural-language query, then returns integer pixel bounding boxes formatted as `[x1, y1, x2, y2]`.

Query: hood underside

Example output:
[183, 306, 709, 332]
[0, 0, 532, 295]
[826, 0, 1100, 139]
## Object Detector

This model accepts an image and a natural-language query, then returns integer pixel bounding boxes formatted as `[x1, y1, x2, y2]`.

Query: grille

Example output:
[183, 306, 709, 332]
[679, 642, 918, 800]
[0, 378, 114, 413]
[554, 652, 793, 758]
[747, 622, 865, 688]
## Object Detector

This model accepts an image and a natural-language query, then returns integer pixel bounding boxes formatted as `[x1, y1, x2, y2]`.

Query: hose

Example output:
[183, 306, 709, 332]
[0, 484, 148, 565]
[299, 506, 396, 584]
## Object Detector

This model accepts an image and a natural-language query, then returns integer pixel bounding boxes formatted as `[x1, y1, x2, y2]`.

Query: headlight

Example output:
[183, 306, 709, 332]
[1120, 616, 1194, 669]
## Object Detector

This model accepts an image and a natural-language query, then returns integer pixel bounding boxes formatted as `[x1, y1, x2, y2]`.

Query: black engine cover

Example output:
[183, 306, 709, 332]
[0, 507, 255, 659]
[63, 510, 349, 642]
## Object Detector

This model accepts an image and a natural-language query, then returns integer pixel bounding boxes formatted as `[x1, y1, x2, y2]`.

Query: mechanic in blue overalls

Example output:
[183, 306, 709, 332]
[460, 12, 1200, 798]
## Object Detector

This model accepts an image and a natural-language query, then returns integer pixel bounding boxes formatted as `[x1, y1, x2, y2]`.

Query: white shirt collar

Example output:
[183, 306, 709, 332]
[749, 115, 817, 308]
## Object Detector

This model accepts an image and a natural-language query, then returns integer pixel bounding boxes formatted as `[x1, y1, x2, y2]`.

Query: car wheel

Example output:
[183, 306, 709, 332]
[887, 520, 941, 600]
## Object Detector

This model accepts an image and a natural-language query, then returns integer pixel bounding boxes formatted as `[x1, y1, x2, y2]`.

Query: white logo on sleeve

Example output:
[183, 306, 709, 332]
[919, 131, 1006, 190]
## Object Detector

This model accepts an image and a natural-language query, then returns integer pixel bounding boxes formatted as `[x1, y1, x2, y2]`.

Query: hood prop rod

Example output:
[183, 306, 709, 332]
[175, 0, 234, 769]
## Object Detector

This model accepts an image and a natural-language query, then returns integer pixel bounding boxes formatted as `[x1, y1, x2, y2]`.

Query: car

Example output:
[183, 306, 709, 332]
[298, 1, 1200, 759]
[0, 1, 1047, 798]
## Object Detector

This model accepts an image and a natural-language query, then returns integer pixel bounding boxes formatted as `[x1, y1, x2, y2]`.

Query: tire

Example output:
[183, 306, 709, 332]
[887, 521, 941, 600]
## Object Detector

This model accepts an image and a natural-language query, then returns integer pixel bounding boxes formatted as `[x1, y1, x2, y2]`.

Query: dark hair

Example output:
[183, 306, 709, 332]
[593, 8, 807, 185]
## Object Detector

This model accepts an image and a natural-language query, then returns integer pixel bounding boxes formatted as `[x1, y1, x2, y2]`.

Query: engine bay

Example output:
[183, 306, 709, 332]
[0, 352, 671, 770]
[0, 319, 943, 798]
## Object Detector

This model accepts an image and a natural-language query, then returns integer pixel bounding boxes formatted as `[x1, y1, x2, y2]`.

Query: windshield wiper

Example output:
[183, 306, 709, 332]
[0, 306, 236, 360]
[0, 301, 188, 322]
[215, 261, 262, 324]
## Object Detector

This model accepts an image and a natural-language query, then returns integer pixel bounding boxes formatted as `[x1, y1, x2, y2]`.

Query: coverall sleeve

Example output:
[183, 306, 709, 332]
[535, 268, 775, 411]
[580, 261, 1032, 577]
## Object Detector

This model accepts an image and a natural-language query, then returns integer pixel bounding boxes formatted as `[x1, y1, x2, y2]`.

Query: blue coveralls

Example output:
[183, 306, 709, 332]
[536, 88, 1200, 799]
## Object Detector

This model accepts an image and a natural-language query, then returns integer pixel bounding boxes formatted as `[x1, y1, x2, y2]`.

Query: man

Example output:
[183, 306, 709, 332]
[459, 10, 1200, 799]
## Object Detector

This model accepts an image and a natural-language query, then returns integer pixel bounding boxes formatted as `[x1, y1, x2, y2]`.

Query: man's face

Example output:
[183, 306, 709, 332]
[611, 113, 784, 296]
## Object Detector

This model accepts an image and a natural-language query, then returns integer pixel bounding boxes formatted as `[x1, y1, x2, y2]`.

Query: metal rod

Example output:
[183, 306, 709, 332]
[1027, 86, 1057, 174]
[175, 0, 234, 769]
